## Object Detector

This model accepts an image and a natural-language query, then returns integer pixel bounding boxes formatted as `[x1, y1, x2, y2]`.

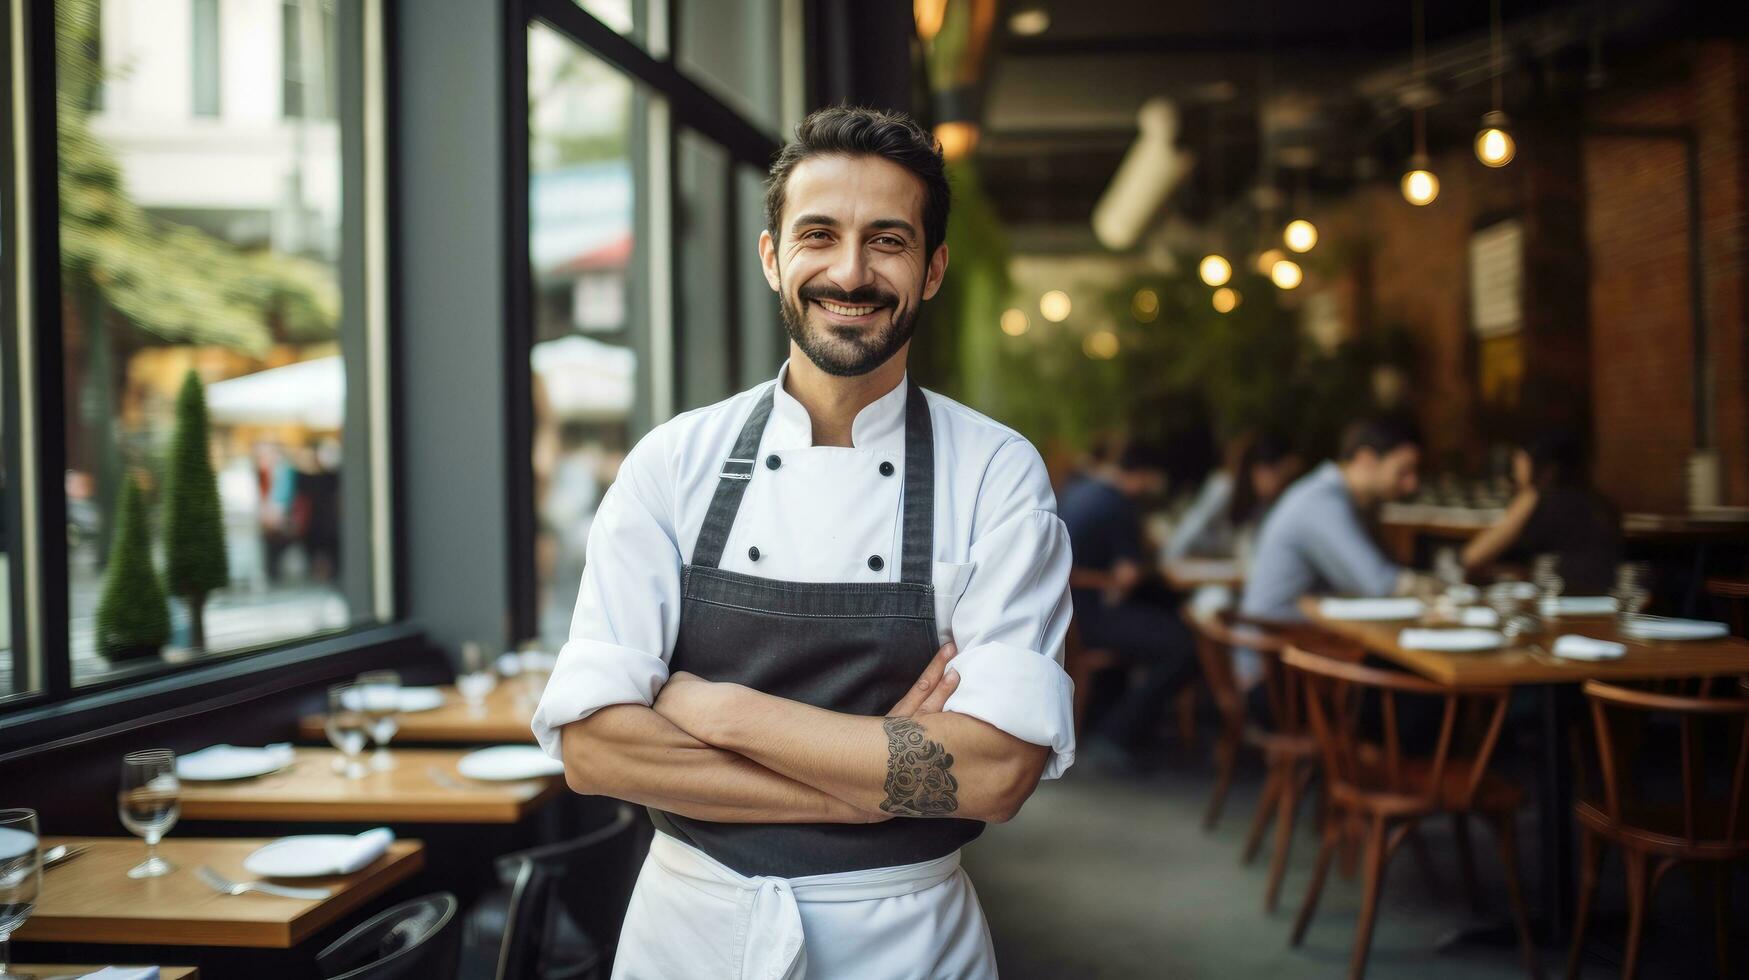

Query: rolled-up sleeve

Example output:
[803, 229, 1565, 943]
[940, 438, 1077, 780]
[531, 432, 682, 759]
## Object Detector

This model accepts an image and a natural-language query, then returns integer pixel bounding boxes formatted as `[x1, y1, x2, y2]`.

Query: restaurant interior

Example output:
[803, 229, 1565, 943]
[2, 0, 1747, 977]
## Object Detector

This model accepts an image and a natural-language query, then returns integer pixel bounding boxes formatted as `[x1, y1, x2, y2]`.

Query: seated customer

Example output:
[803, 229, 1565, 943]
[1164, 430, 1302, 565]
[1061, 441, 1195, 767]
[1461, 430, 1622, 594]
[1239, 416, 1432, 628]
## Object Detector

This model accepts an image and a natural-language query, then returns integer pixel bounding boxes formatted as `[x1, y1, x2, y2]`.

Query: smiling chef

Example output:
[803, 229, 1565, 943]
[531, 105, 1076, 980]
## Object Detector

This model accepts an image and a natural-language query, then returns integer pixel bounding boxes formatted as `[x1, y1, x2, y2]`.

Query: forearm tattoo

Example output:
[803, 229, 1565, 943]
[880, 716, 960, 816]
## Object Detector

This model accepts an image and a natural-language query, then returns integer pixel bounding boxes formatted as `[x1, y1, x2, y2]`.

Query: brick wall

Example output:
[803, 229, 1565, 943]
[1585, 41, 1749, 511]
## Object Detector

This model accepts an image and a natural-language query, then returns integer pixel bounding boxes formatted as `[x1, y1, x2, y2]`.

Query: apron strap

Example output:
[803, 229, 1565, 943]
[899, 378, 934, 587]
[689, 378, 936, 585]
[690, 383, 777, 569]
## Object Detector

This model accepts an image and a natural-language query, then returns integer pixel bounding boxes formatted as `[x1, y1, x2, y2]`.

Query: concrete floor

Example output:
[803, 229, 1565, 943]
[965, 749, 1736, 979]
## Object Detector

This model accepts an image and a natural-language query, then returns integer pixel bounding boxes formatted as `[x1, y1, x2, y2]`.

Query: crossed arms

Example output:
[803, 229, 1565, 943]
[558, 642, 1051, 825]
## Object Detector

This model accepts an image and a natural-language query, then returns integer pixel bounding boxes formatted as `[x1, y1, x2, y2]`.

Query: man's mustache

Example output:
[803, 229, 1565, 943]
[797, 284, 897, 307]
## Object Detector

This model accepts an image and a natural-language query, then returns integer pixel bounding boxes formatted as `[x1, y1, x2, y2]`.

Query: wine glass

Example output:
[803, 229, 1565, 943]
[457, 641, 497, 715]
[325, 684, 371, 779]
[1531, 554, 1565, 618]
[0, 808, 41, 980]
[1611, 562, 1651, 628]
[356, 670, 401, 771]
[517, 642, 551, 708]
[117, 750, 180, 879]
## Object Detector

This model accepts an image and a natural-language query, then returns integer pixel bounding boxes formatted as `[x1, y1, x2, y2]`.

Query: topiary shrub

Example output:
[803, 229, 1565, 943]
[95, 474, 170, 661]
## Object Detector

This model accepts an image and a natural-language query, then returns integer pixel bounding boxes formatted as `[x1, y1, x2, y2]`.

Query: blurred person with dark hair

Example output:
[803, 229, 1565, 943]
[1461, 430, 1622, 593]
[1061, 440, 1196, 770]
[1238, 416, 1433, 635]
[1164, 430, 1303, 565]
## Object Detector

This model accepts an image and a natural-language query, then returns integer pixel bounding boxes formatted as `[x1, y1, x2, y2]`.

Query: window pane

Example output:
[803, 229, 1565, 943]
[528, 24, 649, 648]
[677, 129, 732, 409]
[737, 164, 783, 388]
[678, 0, 781, 132]
[59, 0, 378, 685]
[572, 0, 656, 51]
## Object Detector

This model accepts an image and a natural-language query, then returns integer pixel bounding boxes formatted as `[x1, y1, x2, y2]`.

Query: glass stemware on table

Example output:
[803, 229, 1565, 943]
[326, 684, 372, 779]
[1610, 561, 1652, 629]
[118, 750, 181, 879]
[0, 808, 41, 980]
[457, 641, 498, 715]
[1531, 553, 1566, 620]
[517, 642, 553, 709]
[356, 670, 402, 771]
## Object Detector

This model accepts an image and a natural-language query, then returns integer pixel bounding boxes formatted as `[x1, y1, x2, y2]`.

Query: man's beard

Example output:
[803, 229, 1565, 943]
[779, 279, 921, 378]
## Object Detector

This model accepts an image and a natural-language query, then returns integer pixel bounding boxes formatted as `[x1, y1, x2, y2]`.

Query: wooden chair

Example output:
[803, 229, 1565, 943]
[318, 893, 462, 980]
[1187, 611, 1335, 911]
[1283, 647, 1540, 980]
[1064, 620, 1120, 738]
[1566, 680, 1749, 980]
[1705, 577, 1749, 637]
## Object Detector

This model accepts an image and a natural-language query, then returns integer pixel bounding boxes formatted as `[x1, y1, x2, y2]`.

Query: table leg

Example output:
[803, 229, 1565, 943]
[1538, 683, 1574, 947]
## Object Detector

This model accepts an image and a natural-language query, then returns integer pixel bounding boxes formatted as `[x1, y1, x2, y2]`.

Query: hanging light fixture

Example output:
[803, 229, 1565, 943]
[1000, 308, 1029, 336]
[1212, 287, 1240, 313]
[1283, 218, 1318, 253]
[1039, 290, 1072, 322]
[1255, 248, 1285, 276]
[1474, 0, 1515, 167]
[1270, 258, 1303, 290]
[1198, 254, 1232, 287]
[1400, 0, 1440, 206]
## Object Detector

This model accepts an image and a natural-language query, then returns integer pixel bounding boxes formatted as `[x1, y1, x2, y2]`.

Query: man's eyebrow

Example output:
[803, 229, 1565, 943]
[869, 218, 918, 238]
[789, 213, 839, 231]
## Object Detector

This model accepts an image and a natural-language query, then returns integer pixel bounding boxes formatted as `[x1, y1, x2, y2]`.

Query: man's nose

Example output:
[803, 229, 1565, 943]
[824, 241, 872, 292]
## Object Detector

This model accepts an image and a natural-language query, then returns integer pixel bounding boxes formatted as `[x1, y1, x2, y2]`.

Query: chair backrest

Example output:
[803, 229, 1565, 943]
[1583, 680, 1749, 848]
[1199, 612, 1361, 736]
[1284, 647, 1512, 812]
[317, 892, 461, 980]
[493, 803, 643, 980]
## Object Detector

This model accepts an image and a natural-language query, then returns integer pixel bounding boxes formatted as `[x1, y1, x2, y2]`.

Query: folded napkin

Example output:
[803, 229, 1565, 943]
[1399, 628, 1504, 652]
[1319, 597, 1426, 621]
[332, 828, 395, 873]
[1460, 607, 1501, 627]
[77, 969, 159, 980]
[175, 743, 295, 780]
[1620, 616, 1730, 641]
[1540, 596, 1618, 617]
[1552, 635, 1627, 660]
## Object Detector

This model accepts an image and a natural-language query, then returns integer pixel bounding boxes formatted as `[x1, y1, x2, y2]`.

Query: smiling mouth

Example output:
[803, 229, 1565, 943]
[813, 299, 885, 318]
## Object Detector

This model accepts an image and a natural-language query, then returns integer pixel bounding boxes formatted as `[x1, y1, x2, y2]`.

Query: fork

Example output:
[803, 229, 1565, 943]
[197, 865, 332, 900]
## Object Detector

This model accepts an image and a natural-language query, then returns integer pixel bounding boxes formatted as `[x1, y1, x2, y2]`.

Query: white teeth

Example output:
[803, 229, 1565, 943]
[818, 300, 878, 316]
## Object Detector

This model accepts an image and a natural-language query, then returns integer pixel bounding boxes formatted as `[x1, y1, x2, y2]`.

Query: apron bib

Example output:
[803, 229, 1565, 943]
[650, 379, 984, 878]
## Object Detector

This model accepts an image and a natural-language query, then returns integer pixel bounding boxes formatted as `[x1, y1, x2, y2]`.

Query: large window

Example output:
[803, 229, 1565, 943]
[517, 1, 793, 647]
[51, 0, 386, 689]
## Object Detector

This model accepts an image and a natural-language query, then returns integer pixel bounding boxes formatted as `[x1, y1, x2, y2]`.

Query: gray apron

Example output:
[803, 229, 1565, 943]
[648, 379, 984, 878]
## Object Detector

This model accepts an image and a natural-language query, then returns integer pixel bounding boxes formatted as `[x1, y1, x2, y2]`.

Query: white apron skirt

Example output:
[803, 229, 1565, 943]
[611, 832, 998, 980]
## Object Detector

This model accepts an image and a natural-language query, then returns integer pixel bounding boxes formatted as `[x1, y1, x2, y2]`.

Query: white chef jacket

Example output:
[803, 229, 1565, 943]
[532, 361, 1077, 776]
[531, 362, 1076, 979]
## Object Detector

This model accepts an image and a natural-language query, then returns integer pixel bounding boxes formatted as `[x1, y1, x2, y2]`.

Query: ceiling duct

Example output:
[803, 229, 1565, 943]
[1092, 98, 1194, 251]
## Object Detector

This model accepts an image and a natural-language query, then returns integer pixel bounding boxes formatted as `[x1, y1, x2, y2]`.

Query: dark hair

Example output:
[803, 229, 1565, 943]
[1521, 429, 1588, 487]
[764, 106, 951, 260]
[1338, 415, 1421, 462]
[1228, 430, 1296, 525]
[1117, 440, 1172, 475]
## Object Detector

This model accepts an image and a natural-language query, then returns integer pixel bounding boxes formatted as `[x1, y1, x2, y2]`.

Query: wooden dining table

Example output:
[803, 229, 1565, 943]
[1297, 596, 1749, 945]
[16, 837, 423, 948]
[15, 967, 198, 979]
[296, 683, 537, 745]
[178, 747, 563, 825]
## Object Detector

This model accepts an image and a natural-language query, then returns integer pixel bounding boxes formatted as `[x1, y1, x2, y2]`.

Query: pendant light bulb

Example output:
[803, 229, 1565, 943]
[1283, 218, 1318, 253]
[1198, 254, 1232, 287]
[1474, 109, 1515, 167]
[1401, 152, 1439, 206]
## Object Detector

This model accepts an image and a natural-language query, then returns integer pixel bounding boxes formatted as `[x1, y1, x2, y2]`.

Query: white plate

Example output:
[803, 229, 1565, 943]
[174, 745, 293, 782]
[1620, 617, 1730, 641]
[398, 687, 446, 712]
[457, 745, 566, 782]
[1319, 597, 1426, 621]
[1399, 628, 1505, 652]
[244, 830, 393, 878]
